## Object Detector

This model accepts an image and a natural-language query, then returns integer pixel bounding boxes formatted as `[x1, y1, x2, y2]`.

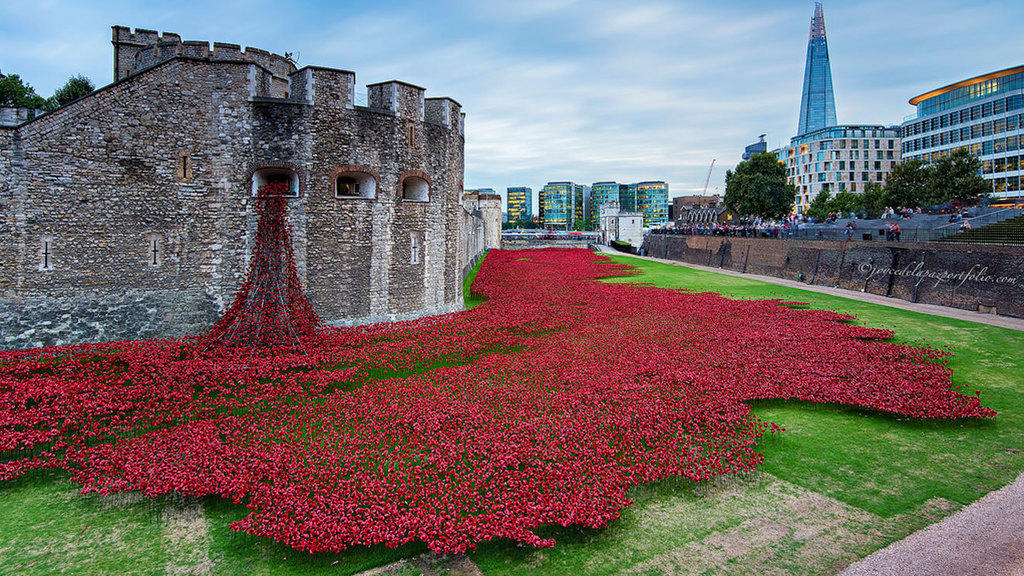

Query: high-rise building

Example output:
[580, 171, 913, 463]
[540, 182, 591, 229]
[901, 66, 1024, 199]
[573, 183, 591, 224]
[797, 3, 837, 136]
[506, 186, 532, 222]
[777, 126, 901, 212]
[742, 135, 768, 160]
[540, 182, 574, 230]
[775, 3, 900, 213]
[589, 182, 621, 221]
[619, 184, 637, 212]
[635, 181, 669, 227]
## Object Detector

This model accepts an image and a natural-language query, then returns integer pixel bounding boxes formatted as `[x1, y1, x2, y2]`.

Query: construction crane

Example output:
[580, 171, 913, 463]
[702, 159, 716, 195]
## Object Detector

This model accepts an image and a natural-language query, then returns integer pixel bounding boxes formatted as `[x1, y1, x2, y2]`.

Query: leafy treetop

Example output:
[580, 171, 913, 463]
[724, 152, 796, 220]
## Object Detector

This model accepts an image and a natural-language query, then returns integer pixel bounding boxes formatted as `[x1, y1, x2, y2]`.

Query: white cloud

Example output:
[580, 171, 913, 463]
[3, 0, 1022, 211]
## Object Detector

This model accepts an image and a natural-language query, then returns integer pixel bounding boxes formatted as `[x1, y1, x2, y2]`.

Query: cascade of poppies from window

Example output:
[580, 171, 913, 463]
[205, 182, 321, 349]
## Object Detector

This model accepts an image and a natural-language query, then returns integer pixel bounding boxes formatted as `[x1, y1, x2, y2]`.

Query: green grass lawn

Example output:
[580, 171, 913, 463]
[2, 251, 1021, 575]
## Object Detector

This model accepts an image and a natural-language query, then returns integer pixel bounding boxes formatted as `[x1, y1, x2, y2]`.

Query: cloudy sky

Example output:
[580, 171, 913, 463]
[2, 0, 1023, 211]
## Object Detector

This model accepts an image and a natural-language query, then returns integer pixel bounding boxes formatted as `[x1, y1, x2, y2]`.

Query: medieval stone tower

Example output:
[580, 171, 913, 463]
[0, 27, 498, 349]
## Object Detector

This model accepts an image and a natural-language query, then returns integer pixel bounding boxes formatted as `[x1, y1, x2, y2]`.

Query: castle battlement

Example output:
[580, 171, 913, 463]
[112, 26, 297, 89]
[110, 26, 461, 126]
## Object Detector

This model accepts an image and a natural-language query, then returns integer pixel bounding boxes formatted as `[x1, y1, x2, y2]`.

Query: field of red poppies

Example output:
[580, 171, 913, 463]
[0, 247, 994, 555]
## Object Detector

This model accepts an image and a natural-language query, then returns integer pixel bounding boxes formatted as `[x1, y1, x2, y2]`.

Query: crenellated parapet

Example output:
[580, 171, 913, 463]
[112, 26, 296, 96]
[110, 26, 463, 123]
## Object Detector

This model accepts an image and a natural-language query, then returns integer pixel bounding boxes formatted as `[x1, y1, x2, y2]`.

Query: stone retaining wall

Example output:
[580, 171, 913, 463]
[642, 235, 1024, 318]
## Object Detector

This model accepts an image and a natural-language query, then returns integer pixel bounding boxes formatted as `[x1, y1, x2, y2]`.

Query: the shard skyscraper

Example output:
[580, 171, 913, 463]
[796, 3, 837, 135]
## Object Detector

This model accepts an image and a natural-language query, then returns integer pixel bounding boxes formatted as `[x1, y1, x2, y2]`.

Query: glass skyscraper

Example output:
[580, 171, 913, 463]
[797, 3, 837, 136]
[775, 2, 900, 213]
[506, 186, 532, 222]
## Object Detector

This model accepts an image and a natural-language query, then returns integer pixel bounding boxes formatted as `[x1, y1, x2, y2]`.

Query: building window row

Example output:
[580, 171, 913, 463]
[252, 167, 431, 202]
[903, 114, 1024, 154]
[905, 93, 1024, 137]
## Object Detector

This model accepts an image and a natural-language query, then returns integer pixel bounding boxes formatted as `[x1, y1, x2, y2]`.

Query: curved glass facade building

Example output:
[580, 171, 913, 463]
[901, 65, 1024, 199]
[635, 181, 669, 227]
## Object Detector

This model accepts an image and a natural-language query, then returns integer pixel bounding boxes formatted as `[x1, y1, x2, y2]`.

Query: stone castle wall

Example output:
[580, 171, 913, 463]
[642, 234, 1024, 318]
[0, 30, 482, 349]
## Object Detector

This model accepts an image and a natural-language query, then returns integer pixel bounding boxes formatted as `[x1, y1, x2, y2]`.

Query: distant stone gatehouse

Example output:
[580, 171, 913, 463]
[0, 26, 499, 349]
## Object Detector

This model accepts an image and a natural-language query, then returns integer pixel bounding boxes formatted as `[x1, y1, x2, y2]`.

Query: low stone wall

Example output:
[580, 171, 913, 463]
[642, 235, 1024, 319]
[501, 234, 599, 249]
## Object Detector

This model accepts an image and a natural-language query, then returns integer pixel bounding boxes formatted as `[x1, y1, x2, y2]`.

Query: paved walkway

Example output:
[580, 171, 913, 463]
[596, 247, 1024, 332]
[839, 473, 1024, 576]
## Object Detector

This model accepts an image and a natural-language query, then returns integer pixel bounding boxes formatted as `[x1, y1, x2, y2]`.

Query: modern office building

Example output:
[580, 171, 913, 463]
[901, 66, 1024, 199]
[506, 186, 532, 222]
[635, 181, 669, 227]
[589, 182, 621, 221]
[540, 182, 576, 230]
[619, 184, 637, 212]
[573, 184, 591, 224]
[742, 135, 768, 160]
[773, 3, 901, 213]
[777, 126, 901, 212]
[798, 3, 837, 136]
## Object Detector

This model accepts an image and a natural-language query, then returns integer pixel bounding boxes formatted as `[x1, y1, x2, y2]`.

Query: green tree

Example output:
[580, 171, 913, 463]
[930, 148, 989, 204]
[806, 190, 832, 221]
[572, 218, 595, 231]
[724, 152, 796, 219]
[885, 158, 932, 208]
[858, 181, 888, 219]
[830, 191, 860, 216]
[49, 74, 94, 108]
[0, 73, 48, 109]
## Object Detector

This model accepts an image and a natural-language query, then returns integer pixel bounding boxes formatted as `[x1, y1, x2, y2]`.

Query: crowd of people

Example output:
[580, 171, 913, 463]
[657, 204, 986, 243]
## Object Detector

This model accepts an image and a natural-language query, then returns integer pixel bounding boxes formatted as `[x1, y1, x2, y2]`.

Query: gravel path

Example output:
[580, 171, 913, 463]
[838, 473, 1024, 576]
[597, 247, 1024, 332]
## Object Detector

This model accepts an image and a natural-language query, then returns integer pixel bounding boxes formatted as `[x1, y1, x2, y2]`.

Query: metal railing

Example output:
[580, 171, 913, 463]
[649, 208, 1024, 245]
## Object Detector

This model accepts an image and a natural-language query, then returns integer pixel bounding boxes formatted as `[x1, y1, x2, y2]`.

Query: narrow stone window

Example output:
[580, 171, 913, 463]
[407, 124, 416, 147]
[410, 231, 423, 265]
[147, 234, 162, 267]
[176, 151, 193, 182]
[39, 238, 54, 271]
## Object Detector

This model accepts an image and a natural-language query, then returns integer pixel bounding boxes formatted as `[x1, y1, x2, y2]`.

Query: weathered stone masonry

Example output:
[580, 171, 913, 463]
[0, 26, 498, 349]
